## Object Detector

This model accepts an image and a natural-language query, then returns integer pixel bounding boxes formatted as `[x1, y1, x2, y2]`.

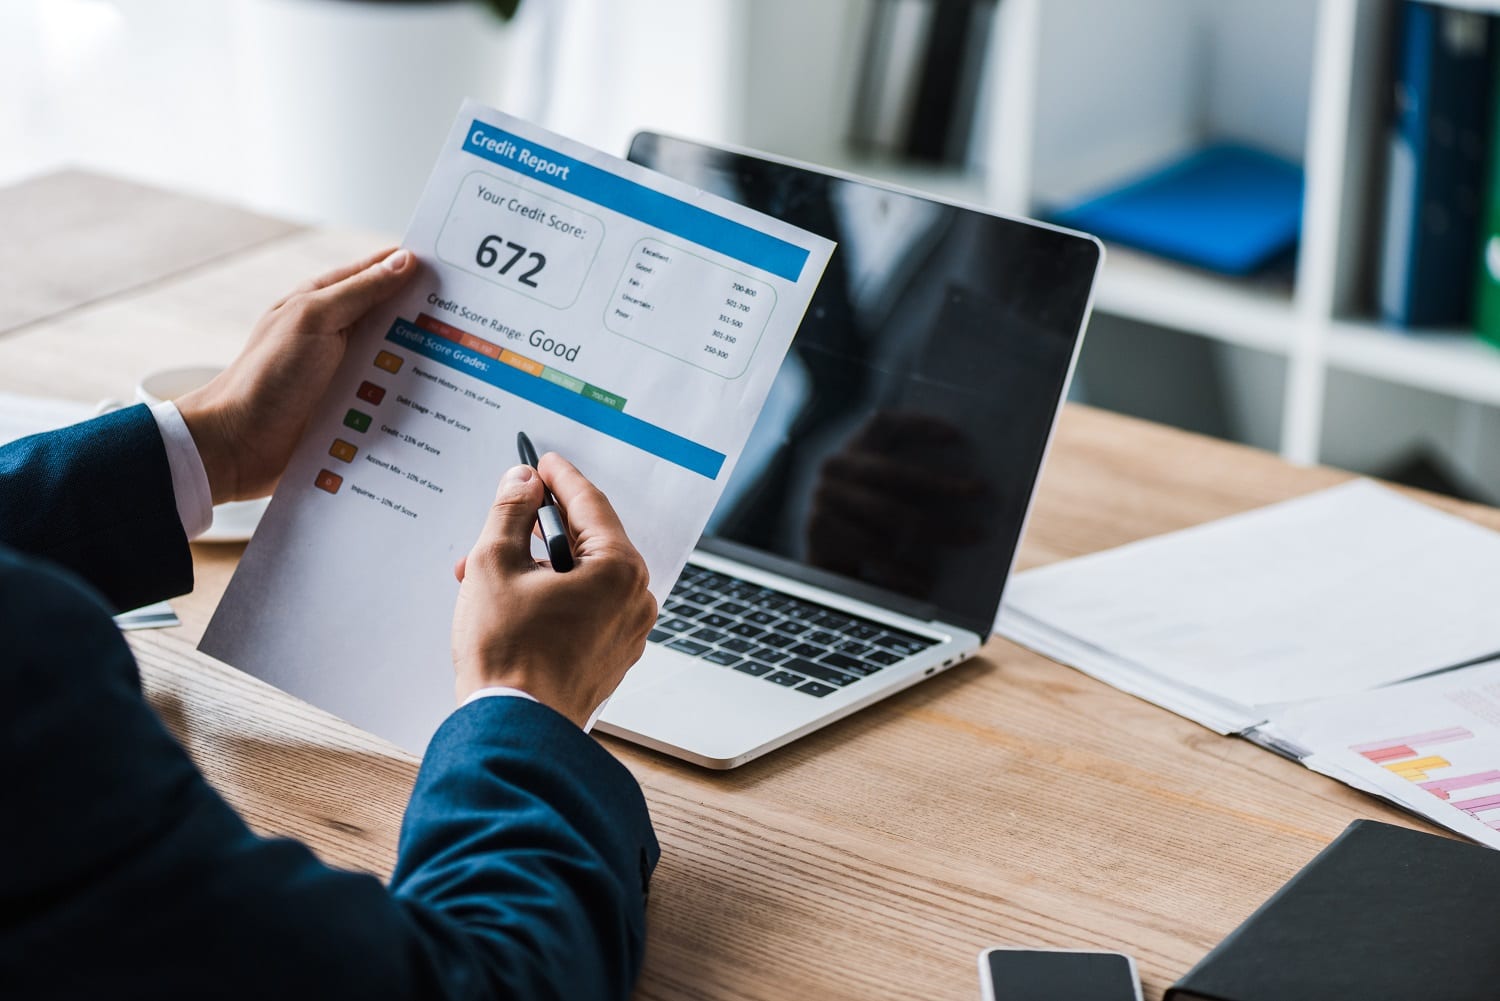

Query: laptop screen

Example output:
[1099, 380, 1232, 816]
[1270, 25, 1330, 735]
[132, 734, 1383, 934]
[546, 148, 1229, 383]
[629, 133, 1100, 638]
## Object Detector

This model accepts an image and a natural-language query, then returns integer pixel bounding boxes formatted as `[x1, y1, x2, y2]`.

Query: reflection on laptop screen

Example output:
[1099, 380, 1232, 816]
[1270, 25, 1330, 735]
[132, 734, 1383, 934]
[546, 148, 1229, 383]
[629, 134, 1098, 637]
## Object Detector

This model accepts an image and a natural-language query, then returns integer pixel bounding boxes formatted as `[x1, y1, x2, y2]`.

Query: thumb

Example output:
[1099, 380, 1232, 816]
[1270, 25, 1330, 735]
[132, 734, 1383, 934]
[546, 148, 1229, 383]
[309, 247, 416, 330]
[470, 465, 545, 576]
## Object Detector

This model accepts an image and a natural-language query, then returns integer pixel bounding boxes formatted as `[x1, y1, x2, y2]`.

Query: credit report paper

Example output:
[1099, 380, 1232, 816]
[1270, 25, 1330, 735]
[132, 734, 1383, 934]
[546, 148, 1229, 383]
[202, 103, 833, 752]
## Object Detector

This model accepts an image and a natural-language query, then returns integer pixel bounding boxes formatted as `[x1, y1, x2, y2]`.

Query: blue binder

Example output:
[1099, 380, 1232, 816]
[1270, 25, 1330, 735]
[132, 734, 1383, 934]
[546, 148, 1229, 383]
[1377, 2, 1494, 329]
[1050, 143, 1304, 277]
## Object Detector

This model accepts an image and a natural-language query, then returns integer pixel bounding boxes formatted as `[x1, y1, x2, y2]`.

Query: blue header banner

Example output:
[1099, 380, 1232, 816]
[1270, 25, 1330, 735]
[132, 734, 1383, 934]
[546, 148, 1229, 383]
[462, 122, 809, 283]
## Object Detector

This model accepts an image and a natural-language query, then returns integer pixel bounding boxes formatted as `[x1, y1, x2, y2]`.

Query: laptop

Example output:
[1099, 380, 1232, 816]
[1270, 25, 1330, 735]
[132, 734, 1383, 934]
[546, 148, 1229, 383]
[595, 133, 1102, 768]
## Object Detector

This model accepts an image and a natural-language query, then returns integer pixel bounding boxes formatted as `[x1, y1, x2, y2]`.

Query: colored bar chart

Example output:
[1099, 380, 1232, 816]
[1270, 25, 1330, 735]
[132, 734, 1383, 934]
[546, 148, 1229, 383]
[1349, 725, 1500, 830]
[385, 317, 726, 479]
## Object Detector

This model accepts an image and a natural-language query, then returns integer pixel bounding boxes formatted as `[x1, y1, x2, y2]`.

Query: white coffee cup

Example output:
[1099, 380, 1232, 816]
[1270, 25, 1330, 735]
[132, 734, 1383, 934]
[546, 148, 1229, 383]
[134, 366, 269, 543]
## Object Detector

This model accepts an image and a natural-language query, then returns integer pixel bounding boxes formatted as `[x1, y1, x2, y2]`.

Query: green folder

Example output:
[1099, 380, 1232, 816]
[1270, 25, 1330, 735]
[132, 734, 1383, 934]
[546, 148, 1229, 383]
[1476, 54, 1500, 348]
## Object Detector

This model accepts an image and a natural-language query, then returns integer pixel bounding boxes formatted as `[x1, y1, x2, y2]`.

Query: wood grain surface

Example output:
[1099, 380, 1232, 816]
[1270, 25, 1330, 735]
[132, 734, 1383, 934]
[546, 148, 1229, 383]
[0, 170, 302, 335]
[7, 172, 1483, 1001]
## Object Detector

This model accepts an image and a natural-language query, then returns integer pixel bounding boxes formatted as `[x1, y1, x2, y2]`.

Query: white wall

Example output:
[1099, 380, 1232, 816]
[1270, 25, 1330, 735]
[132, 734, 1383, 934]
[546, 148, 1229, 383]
[0, 0, 750, 228]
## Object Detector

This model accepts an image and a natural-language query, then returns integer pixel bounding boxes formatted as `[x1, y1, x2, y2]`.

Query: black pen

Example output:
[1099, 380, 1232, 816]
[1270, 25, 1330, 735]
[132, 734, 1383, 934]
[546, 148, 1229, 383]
[516, 431, 574, 572]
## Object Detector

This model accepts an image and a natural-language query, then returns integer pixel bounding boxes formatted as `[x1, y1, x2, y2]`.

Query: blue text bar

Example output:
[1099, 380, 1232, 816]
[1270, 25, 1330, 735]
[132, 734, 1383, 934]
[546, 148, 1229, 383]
[386, 320, 725, 479]
[463, 122, 808, 283]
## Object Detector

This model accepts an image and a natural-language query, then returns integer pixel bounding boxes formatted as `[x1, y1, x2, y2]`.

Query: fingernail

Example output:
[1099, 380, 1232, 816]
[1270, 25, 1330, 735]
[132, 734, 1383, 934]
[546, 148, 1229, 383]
[503, 464, 534, 485]
[382, 248, 412, 272]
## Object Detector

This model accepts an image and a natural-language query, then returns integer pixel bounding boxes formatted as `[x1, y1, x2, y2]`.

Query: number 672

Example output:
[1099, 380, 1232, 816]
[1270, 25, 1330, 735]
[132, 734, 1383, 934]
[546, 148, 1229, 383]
[476, 234, 546, 288]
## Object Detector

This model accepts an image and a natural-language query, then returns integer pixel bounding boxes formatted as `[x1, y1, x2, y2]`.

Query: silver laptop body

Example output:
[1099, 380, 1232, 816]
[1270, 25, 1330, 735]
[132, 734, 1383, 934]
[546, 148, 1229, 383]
[598, 134, 1102, 768]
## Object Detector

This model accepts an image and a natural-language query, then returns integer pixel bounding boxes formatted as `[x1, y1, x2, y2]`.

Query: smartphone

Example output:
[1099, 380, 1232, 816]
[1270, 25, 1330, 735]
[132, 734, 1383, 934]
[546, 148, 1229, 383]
[979, 947, 1143, 1001]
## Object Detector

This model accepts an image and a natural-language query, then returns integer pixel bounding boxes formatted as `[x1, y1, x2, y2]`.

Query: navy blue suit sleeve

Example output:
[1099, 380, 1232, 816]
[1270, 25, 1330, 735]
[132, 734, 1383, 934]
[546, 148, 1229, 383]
[0, 550, 659, 1001]
[0, 403, 192, 611]
[391, 699, 661, 1000]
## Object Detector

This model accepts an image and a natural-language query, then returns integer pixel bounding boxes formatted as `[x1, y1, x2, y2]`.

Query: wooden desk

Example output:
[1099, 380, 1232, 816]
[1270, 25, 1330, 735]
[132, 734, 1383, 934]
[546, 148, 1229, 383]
[5, 172, 1485, 1000]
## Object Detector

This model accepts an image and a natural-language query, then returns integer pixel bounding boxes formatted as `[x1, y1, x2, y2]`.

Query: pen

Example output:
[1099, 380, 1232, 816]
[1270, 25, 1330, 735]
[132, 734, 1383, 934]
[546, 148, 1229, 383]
[516, 431, 575, 572]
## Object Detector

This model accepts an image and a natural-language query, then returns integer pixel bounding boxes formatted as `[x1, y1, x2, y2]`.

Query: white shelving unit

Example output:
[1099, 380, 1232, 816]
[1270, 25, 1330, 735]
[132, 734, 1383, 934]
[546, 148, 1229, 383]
[729, 0, 1500, 493]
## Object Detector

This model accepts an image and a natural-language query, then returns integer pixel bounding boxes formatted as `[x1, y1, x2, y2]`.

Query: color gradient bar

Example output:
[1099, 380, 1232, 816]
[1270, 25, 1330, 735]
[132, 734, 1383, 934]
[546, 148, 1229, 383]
[415, 313, 627, 412]
[387, 319, 724, 478]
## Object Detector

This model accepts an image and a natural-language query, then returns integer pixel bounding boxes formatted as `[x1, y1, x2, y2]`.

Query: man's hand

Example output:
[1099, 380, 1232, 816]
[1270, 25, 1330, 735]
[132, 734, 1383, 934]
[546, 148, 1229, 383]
[176, 247, 417, 504]
[451, 453, 658, 727]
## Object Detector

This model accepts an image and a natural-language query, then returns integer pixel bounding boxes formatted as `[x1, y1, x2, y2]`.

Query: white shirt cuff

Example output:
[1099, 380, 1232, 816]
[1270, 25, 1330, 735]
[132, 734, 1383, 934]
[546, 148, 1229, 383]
[462, 686, 540, 707]
[460, 687, 607, 733]
[148, 400, 214, 540]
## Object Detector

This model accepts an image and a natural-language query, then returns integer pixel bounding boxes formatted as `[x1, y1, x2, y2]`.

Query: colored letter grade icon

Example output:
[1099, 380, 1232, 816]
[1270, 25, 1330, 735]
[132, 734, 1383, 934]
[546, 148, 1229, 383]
[356, 381, 386, 405]
[374, 350, 404, 373]
[329, 439, 358, 463]
[314, 469, 343, 494]
[344, 408, 372, 433]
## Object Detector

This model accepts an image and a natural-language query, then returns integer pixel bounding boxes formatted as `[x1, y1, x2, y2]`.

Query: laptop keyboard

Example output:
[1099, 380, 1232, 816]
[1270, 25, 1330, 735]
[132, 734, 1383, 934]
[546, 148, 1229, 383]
[648, 564, 940, 698]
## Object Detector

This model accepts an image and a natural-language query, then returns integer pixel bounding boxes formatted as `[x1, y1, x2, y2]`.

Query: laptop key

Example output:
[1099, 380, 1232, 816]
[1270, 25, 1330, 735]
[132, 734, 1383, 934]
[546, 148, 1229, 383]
[865, 649, 903, 666]
[782, 658, 858, 687]
[657, 617, 695, 633]
[667, 638, 711, 656]
[734, 661, 775, 677]
[776, 619, 810, 635]
[758, 633, 795, 649]
[765, 671, 806, 687]
[806, 630, 839, 645]
[811, 612, 856, 631]
[750, 647, 789, 664]
[668, 603, 706, 619]
[714, 601, 749, 616]
[872, 632, 936, 654]
[727, 622, 765, 639]
[820, 652, 869, 673]
[679, 590, 716, 606]
[789, 642, 826, 659]
[796, 681, 836, 697]
[744, 610, 779, 625]
[845, 624, 881, 641]
[836, 640, 872, 655]
[704, 650, 742, 667]
[699, 613, 736, 629]
[720, 637, 756, 654]
[648, 628, 672, 644]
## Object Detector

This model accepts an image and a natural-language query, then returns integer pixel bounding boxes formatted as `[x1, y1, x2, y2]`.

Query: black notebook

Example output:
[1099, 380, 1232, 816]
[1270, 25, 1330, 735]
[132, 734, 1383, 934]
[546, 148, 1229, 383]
[1167, 820, 1500, 1001]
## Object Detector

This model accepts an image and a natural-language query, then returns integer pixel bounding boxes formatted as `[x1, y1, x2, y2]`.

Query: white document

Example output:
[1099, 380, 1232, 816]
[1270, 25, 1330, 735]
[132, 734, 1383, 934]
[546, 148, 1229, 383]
[201, 104, 834, 752]
[1271, 659, 1500, 851]
[998, 480, 1500, 731]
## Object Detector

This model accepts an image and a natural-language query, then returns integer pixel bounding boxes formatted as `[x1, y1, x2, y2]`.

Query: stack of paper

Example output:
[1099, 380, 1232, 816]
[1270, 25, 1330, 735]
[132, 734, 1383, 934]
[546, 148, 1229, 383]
[998, 480, 1500, 734]
[997, 480, 1500, 847]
